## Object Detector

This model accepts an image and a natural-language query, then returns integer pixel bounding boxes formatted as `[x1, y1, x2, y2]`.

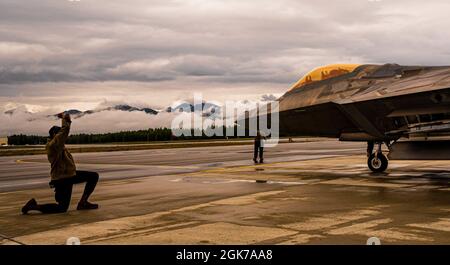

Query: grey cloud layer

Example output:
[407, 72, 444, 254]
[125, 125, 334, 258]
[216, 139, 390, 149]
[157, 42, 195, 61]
[1, 0, 449, 135]
[2, 0, 450, 86]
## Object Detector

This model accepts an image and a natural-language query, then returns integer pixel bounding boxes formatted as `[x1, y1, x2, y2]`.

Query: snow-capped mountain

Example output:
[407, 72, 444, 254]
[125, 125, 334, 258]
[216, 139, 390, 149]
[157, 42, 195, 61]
[166, 101, 221, 118]
[48, 105, 160, 118]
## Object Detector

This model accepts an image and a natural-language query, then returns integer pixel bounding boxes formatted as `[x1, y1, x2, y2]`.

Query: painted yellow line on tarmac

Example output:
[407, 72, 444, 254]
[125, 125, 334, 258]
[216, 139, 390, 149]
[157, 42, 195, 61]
[15, 159, 199, 169]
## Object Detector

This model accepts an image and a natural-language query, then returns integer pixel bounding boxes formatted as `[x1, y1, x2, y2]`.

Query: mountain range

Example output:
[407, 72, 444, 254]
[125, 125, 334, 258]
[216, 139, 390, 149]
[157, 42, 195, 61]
[3, 102, 221, 118]
[58, 105, 159, 118]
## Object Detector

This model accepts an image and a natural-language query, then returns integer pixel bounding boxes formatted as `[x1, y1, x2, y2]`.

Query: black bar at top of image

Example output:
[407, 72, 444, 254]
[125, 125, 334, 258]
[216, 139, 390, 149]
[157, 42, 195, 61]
[0, 245, 449, 264]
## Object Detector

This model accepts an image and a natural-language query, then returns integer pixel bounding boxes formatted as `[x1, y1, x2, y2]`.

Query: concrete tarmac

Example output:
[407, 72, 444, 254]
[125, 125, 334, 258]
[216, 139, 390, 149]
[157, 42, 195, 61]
[0, 140, 449, 245]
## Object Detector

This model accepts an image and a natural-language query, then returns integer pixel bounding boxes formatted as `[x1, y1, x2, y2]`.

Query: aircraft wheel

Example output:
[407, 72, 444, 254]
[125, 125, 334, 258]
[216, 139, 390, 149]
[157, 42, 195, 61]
[368, 153, 388, 173]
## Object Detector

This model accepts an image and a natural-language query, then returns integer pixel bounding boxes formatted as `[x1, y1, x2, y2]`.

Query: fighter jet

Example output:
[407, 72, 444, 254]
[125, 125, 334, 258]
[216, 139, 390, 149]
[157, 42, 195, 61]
[262, 63, 450, 172]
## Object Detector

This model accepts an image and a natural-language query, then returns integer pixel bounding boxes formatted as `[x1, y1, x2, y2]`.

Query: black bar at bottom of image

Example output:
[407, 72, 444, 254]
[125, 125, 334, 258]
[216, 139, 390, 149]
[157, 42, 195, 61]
[0, 245, 448, 264]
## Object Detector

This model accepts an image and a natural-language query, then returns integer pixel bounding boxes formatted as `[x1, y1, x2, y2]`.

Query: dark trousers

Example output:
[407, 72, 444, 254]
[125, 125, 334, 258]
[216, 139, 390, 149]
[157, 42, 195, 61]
[38, 170, 99, 214]
[253, 145, 264, 162]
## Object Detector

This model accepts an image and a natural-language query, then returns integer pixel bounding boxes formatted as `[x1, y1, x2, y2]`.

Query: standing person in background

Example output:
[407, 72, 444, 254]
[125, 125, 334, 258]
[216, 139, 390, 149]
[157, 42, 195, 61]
[253, 131, 266, 164]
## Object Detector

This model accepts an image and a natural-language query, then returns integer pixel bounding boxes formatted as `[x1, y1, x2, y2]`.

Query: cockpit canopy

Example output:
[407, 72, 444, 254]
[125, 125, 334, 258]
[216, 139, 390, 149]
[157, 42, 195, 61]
[289, 64, 361, 91]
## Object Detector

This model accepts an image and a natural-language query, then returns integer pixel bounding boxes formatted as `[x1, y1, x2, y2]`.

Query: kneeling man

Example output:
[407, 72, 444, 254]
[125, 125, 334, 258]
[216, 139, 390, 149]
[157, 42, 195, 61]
[22, 113, 99, 214]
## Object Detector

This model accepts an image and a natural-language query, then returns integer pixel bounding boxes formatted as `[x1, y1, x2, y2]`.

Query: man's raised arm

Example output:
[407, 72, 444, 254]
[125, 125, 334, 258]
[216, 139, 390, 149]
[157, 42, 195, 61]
[53, 113, 72, 146]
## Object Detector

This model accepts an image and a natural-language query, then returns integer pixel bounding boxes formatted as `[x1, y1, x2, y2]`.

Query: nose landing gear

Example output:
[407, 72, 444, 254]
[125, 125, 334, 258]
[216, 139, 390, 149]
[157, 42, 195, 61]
[368, 152, 388, 172]
[367, 142, 389, 173]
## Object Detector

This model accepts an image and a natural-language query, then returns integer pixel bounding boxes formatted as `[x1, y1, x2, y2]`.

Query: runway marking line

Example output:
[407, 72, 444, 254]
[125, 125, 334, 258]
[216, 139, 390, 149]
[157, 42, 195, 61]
[16, 159, 200, 170]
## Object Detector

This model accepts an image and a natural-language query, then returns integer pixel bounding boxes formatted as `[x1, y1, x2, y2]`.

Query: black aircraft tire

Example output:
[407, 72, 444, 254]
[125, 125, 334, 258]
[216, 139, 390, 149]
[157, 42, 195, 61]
[368, 153, 388, 173]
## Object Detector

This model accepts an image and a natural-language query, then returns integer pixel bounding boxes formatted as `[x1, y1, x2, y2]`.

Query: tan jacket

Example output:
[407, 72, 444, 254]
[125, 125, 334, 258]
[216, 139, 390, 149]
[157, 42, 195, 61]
[46, 119, 76, 181]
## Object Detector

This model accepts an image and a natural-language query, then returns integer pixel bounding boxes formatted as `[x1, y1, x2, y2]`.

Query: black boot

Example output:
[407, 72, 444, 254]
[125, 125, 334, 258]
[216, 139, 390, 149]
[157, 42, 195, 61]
[77, 201, 99, 210]
[22, 198, 37, 215]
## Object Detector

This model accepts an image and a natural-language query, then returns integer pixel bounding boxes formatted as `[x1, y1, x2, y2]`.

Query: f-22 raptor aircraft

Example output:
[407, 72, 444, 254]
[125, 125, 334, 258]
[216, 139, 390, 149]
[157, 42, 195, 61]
[273, 63, 450, 172]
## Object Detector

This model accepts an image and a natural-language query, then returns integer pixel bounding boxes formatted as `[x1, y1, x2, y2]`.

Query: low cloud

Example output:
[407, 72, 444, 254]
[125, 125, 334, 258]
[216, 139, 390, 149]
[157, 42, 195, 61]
[0, 110, 177, 135]
[0, 97, 268, 135]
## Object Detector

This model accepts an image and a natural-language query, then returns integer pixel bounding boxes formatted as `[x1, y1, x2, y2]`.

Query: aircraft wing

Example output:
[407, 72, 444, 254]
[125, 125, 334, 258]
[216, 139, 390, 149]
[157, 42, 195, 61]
[334, 67, 450, 104]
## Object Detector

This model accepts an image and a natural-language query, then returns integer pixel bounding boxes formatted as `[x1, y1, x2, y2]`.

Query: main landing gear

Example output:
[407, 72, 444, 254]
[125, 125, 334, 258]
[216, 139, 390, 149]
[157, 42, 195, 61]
[367, 141, 389, 173]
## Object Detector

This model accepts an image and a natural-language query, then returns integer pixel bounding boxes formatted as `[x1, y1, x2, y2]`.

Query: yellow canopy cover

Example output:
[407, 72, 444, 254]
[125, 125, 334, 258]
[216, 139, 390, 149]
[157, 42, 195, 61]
[289, 64, 361, 91]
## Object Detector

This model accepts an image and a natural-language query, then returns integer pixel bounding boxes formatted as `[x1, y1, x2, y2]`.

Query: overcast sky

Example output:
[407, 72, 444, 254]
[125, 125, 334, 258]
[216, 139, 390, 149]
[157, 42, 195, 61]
[1, 0, 450, 133]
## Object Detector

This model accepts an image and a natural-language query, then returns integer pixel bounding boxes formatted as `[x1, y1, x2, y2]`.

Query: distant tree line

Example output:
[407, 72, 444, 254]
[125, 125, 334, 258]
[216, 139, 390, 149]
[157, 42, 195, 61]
[66, 128, 174, 144]
[7, 126, 256, 145]
[7, 134, 47, 145]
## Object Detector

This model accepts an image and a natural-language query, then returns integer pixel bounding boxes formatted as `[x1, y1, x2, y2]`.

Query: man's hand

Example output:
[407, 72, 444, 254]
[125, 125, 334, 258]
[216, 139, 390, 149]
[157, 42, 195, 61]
[57, 112, 71, 122]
